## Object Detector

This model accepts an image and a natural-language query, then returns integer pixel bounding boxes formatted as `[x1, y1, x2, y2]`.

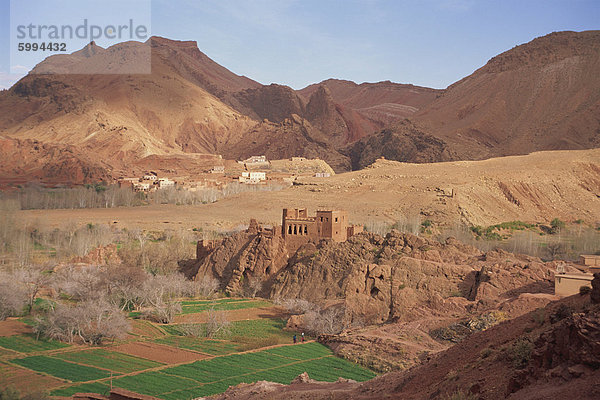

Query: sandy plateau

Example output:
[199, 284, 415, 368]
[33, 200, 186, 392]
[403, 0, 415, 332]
[15, 148, 600, 231]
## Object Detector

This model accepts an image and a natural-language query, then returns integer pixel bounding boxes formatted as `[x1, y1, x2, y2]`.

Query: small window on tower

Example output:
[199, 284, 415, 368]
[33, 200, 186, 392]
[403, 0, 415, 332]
[335, 217, 338, 222]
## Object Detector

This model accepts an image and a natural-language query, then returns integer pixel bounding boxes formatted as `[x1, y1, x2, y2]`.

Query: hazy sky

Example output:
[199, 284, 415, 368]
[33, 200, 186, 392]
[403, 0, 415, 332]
[0, 0, 599, 90]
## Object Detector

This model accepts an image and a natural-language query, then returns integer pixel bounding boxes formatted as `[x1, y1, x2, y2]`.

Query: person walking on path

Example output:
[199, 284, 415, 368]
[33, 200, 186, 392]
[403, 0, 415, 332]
[293, 334, 297, 344]
[301, 332, 305, 342]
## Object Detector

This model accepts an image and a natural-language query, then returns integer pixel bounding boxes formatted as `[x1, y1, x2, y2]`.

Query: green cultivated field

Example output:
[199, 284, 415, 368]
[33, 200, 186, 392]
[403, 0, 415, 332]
[228, 319, 294, 340]
[161, 319, 294, 343]
[0, 334, 70, 353]
[264, 341, 333, 360]
[3, 297, 376, 400]
[112, 371, 201, 396]
[155, 337, 240, 355]
[54, 349, 163, 373]
[108, 343, 375, 399]
[12, 355, 112, 382]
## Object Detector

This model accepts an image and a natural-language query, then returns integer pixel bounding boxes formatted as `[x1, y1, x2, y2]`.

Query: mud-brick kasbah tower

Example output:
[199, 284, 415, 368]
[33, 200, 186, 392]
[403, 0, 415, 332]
[281, 208, 363, 252]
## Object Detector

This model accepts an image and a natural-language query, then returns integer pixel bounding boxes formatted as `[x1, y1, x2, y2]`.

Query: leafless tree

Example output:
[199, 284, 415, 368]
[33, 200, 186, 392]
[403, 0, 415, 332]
[13, 265, 50, 312]
[175, 323, 205, 337]
[138, 274, 190, 323]
[277, 298, 318, 315]
[0, 271, 28, 320]
[101, 265, 148, 311]
[191, 275, 220, 298]
[304, 305, 346, 335]
[244, 275, 263, 298]
[278, 299, 346, 335]
[205, 307, 231, 338]
[51, 265, 104, 301]
[14, 231, 33, 267]
[33, 299, 129, 344]
[141, 300, 182, 324]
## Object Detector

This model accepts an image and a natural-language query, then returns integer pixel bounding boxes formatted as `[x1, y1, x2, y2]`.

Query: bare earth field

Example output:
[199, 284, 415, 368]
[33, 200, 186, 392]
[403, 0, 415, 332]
[15, 149, 600, 231]
[0, 319, 30, 337]
[110, 341, 209, 364]
[0, 363, 64, 394]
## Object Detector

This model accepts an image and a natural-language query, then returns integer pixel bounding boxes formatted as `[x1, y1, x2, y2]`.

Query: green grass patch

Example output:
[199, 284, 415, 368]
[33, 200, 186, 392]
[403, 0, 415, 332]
[471, 221, 537, 240]
[33, 297, 56, 312]
[54, 349, 163, 373]
[0, 334, 70, 353]
[50, 382, 110, 397]
[17, 317, 35, 326]
[11, 355, 112, 382]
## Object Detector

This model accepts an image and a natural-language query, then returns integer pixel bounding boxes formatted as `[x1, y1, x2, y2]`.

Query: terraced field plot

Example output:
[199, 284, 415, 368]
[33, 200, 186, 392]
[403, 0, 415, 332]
[154, 337, 240, 356]
[0, 362, 65, 394]
[179, 299, 273, 315]
[109, 343, 375, 399]
[0, 334, 70, 353]
[227, 318, 294, 340]
[110, 341, 208, 364]
[158, 318, 295, 354]
[162, 318, 294, 339]
[50, 382, 110, 397]
[54, 349, 163, 373]
[12, 355, 112, 382]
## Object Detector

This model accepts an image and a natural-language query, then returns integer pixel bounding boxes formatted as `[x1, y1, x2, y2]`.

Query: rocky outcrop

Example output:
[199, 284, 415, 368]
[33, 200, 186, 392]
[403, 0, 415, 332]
[591, 273, 600, 304]
[270, 230, 555, 323]
[341, 120, 455, 170]
[234, 84, 305, 123]
[72, 244, 121, 266]
[305, 85, 349, 147]
[190, 221, 289, 295]
[508, 301, 600, 396]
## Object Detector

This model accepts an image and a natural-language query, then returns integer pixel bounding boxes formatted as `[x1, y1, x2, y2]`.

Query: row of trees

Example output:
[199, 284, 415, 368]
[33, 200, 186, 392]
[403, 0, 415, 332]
[1, 181, 290, 211]
[11, 184, 144, 210]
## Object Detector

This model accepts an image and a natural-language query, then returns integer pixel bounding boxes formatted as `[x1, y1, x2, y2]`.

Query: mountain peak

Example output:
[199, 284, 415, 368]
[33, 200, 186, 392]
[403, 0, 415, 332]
[484, 30, 600, 73]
